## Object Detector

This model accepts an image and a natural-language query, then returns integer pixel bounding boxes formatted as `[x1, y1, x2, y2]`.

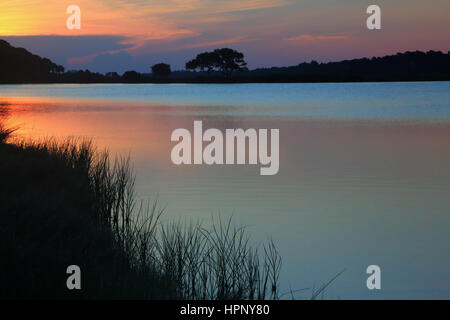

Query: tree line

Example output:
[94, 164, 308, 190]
[1, 38, 449, 83]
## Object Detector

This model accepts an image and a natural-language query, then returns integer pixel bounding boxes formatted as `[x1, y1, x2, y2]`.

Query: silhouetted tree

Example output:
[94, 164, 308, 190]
[186, 48, 248, 78]
[151, 63, 172, 78]
[105, 72, 120, 78]
[213, 48, 248, 77]
[55, 65, 65, 73]
[122, 71, 142, 83]
[186, 52, 219, 73]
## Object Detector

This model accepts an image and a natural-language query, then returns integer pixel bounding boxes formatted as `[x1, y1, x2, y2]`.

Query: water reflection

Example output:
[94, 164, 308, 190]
[2, 83, 450, 299]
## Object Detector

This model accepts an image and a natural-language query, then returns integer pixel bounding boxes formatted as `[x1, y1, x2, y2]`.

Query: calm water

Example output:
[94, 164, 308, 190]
[1, 82, 450, 299]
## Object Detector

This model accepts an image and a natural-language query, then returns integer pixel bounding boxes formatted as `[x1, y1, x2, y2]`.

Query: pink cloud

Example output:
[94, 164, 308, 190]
[284, 34, 350, 41]
[180, 36, 248, 49]
[67, 54, 97, 66]
[67, 48, 126, 66]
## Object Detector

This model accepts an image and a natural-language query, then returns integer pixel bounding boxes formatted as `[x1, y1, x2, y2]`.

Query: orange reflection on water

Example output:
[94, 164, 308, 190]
[2, 97, 177, 167]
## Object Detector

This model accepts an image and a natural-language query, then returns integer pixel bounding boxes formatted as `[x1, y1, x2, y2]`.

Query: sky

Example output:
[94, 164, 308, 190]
[1, 0, 449, 73]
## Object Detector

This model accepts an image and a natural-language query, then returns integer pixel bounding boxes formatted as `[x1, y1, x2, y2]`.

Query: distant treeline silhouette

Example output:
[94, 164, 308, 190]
[1, 39, 449, 83]
[0, 39, 64, 82]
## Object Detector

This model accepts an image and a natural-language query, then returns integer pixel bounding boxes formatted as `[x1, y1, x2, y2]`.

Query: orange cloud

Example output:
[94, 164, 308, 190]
[0, 0, 291, 37]
[0, 0, 198, 39]
[99, 0, 291, 15]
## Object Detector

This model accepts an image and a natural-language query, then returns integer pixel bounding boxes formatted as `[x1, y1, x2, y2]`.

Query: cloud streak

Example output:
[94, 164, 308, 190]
[284, 34, 350, 41]
[179, 36, 249, 50]
[97, 0, 291, 15]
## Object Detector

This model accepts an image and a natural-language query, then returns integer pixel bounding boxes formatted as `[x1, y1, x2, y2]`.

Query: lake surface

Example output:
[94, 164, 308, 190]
[1, 82, 449, 299]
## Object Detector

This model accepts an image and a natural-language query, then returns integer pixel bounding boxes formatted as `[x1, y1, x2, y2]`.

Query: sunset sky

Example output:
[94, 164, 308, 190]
[1, 0, 449, 73]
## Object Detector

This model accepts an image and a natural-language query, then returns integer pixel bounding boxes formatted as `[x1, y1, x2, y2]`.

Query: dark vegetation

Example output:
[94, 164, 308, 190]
[0, 39, 64, 83]
[151, 63, 172, 78]
[186, 48, 248, 78]
[0, 120, 283, 300]
[1, 39, 449, 84]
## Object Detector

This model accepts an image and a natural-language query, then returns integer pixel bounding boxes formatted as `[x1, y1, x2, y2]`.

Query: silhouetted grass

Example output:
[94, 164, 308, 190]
[0, 127, 282, 300]
[154, 217, 281, 300]
[0, 122, 15, 143]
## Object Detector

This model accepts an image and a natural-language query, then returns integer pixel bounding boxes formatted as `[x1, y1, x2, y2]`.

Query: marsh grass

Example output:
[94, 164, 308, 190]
[153, 217, 282, 300]
[0, 122, 15, 143]
[0, 128, 283, 300]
